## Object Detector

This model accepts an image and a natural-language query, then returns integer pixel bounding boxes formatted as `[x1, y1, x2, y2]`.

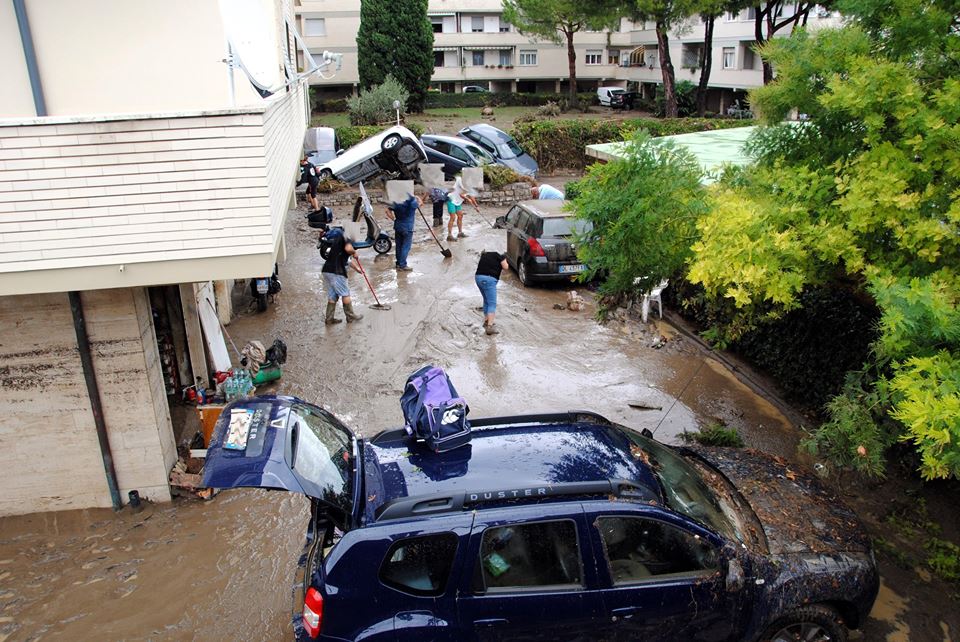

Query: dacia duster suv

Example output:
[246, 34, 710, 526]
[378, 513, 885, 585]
[203, 396, 878, 642]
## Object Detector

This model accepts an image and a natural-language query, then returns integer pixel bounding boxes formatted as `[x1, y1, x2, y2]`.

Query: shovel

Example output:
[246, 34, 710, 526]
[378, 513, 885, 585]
[354, 256, 391, 311]
[417, 206, 453, 258]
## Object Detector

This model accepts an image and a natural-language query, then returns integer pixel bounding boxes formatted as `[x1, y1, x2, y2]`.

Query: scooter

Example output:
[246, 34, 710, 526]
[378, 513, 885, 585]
[318, 196, 393, 259]
[249, 263, 281, 312]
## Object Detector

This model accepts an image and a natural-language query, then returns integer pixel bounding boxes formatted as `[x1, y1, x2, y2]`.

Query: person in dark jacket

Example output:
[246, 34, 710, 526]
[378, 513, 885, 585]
[475, 250, 509, 335]
[298, 156, 321, 210]
[322, 232, 363, 324]
[386, 194, 423, 272]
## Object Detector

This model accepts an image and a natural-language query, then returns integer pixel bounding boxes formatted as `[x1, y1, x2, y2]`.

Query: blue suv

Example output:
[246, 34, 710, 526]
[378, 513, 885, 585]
[203, 397, 878, 642]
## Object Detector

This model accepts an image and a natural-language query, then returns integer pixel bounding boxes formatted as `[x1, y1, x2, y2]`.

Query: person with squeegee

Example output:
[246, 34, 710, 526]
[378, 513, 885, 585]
[321, 230, 364, 324]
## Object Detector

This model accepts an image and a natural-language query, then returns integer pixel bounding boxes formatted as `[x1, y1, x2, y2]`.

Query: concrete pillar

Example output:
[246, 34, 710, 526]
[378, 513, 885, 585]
[213, 280, 233, 326]
[554, 79, 561, 93]
[511, 79, 517, 93]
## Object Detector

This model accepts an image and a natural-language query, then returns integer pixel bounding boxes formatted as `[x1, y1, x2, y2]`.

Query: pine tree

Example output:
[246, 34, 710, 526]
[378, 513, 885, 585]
[357, 0, 434, 112]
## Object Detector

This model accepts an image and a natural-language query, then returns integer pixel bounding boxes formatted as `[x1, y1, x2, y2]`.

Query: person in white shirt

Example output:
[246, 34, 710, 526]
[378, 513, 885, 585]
[531, 184, 564, 200]
[446, 176, 479, 241]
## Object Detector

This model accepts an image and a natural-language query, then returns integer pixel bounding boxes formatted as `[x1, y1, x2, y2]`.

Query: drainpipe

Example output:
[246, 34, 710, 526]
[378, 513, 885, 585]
[13, 0, 47, 117]
[69, 292, 123, 511]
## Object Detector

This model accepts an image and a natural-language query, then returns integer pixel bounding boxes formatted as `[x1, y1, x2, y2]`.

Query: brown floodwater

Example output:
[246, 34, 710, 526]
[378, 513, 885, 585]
[0, 203, 934, 641]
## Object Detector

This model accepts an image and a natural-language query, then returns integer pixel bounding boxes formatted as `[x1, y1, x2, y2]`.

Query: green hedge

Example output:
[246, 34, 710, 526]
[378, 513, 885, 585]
[510, 118, 749, 172]
[317, 98, 349, 113]
[424, 92, 596, 109]
[334, 123, 424, 149]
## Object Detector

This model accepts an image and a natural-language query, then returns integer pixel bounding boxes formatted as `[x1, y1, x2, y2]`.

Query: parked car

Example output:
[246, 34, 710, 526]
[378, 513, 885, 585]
[597, 85, 626, 107]
[463, 85, 489, 93]
[303, 127, 340, 166]
[458, 124, 538, 177]
[203, 396, 879, 642]
[314, 125, 426, 186]
[495, 199, 592, 286]
[421, 134, 495, 179]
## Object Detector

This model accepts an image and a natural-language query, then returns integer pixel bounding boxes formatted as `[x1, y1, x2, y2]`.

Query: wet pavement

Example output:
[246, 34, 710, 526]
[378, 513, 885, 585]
[0, 203, 946, 640]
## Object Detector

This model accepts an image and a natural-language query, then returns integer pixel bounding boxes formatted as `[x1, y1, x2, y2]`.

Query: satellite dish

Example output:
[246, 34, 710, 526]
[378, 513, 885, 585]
[219, 0, 282, 95]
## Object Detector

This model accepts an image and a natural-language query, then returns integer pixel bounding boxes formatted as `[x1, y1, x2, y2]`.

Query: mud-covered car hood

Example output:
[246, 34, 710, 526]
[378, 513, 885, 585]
[685, 447, 870, 556]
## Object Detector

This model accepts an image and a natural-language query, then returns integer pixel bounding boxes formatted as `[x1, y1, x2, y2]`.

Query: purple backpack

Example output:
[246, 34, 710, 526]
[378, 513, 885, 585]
[399, 365, 471, 452]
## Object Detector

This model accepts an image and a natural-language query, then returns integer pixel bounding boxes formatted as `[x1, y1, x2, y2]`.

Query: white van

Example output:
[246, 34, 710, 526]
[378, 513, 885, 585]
[597, 86, 625, 107]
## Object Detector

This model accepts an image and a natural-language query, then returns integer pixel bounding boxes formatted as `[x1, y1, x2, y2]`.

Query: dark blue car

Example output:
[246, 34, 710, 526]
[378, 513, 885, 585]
[203, 397, 878, 642]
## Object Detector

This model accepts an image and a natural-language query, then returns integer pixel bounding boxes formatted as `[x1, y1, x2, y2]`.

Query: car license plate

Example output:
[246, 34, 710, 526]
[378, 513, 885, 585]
[255, 279, 270, 294]
[559, 264, 585, 274]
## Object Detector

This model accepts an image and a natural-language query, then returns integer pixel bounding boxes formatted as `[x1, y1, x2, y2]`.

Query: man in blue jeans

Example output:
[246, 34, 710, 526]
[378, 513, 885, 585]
[475, 250, 509, 335]
[386, 194, 422, 271]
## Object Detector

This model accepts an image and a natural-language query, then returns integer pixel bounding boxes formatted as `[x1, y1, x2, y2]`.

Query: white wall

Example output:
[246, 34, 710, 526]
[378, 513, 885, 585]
[0, 288, 175, 516]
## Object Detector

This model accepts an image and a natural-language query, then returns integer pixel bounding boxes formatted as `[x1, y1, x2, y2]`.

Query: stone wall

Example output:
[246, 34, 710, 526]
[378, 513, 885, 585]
[298, 181, 533, 211]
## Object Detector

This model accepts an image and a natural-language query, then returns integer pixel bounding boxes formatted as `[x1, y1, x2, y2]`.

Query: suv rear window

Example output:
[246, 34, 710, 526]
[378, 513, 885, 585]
[379, 533, 458, 596]
[541, 217, 592, 237]
[476, 520, 582, 592]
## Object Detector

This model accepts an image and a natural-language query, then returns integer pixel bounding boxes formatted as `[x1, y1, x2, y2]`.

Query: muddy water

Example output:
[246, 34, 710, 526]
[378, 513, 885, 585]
[0, 204, 850, 641]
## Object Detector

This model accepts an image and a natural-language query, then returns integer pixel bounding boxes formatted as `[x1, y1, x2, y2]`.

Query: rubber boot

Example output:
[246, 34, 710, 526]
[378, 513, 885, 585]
[343, 302, 364, 322]
[324, 301, 342, 325]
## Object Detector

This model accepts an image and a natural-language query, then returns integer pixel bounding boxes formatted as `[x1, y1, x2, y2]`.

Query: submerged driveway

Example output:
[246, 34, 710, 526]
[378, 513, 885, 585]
[0, 203, 864, 640]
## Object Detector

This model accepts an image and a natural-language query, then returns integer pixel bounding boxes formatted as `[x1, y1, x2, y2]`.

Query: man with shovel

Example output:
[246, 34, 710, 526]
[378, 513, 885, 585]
[322, 230, 364, 324]
[386, 193, 423, 272]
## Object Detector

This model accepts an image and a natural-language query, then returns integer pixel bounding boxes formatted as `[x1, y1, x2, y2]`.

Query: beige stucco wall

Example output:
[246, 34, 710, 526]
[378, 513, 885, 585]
[0, 287, 176, 516]
[0, 0, 274, 118]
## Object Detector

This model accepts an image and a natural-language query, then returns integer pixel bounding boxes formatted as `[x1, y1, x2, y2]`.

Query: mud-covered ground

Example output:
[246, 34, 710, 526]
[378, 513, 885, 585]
[0, 199, 955, 641]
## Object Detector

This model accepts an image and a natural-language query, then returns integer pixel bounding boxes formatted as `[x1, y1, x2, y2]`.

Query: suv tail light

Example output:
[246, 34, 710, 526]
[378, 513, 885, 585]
[527, 238, 546, 257]
[302, 587, 324, 638]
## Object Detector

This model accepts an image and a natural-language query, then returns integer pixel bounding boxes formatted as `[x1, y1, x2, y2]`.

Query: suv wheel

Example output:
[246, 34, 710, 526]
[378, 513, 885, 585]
[760, 606, 847, 642]
[518, 259, 531, 286]
[319, 168, 333, 181]
[381, 133, 402, 154]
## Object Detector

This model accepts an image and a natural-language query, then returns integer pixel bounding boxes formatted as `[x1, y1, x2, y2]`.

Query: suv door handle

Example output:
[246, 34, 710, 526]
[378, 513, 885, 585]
[611, 606, 640, 621]
[474, 618, 509, 627]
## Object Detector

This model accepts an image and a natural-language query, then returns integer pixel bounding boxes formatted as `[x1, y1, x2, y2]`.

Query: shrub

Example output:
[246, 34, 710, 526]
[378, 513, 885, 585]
[334, 123, 424, 150]
[510, 118, 747, 172]
[317, 98, 348, 113]
[535, 102, 561, 118]
[346, 75, 410, 126]
[655, 80, 698, 117]
[483, 164, 524, 189]
[681, 423, 745, 447]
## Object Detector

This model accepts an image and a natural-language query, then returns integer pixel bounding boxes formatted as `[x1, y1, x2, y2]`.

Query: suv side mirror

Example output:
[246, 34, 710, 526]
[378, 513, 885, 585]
[336, 149, 345, 157]
[725, 557, 745, 592]
[494, 215, 506, 228]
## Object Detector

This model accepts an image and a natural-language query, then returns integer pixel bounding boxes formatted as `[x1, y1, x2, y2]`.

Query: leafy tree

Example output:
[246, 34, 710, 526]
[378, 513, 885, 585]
[572, 131, 709, 295]
[687, 3, 960, 479]
[502, 0, 621, 102]
[356, 0, 433, 111]
[692, 0, 752, 115]
[753, 1, 823, 84]
[629, 0, 689, 117]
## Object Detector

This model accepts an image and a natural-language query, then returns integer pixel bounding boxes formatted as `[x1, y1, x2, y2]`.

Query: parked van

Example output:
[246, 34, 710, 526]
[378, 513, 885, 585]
[597, 86, 625, 107]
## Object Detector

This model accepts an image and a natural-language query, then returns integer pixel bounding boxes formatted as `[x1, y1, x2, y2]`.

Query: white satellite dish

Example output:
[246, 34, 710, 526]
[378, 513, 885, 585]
[219, 0, 282, 94]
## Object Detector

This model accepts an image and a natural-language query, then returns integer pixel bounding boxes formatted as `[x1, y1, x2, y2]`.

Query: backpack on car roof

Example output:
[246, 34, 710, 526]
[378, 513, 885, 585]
[400, 365, 471, 452]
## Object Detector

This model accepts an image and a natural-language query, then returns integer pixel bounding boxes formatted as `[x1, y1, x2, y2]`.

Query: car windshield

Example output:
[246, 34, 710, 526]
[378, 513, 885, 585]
[466, 143, 495, 164]
[542, 217, 593, 237]
[288, 404, 356, 518]
[495, 138, 524, 160]
[625, 432, 746, 544]
[611, 89, 625, 95]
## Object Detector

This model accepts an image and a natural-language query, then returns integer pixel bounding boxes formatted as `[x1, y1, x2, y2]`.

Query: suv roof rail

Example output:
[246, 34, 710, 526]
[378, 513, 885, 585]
[369, 411, 612, 445]
[374, 477, 655, 522]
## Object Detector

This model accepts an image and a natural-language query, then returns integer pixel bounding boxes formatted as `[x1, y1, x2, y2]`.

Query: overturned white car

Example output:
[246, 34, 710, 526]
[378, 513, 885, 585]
[314, 125, 427, 185]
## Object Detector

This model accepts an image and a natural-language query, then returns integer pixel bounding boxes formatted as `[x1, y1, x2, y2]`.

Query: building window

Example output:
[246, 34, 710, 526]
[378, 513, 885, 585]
[519, 50, 537, 66]
[434, 51, 445, 67]
[304, 18, 326, 37]
[499, 50, 512, 66]
[471, 16, 484, 32]
[681, 44, 701, 69]
[724, 11, 737, 21]
[472, 50, 484, 66]
[498, 17, 510, 32]
[745, 7, 757, 20]
[608, 50, 621, 65]
[431, 17, 444, 34]
[722, 47, 736, 69]
[743, 47, 756, 70]
[646, 50, 658, 68]
[585, 50, 602, 65]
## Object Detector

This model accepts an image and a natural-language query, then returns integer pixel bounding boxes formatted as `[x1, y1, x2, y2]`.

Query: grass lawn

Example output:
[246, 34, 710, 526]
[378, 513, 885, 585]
[311, 105, 653, 137]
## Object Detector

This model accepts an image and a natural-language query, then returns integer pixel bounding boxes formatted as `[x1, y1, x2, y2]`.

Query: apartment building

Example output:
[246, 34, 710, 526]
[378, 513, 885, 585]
[0, 0, 316, 516]
[300, 2, 837, 111]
